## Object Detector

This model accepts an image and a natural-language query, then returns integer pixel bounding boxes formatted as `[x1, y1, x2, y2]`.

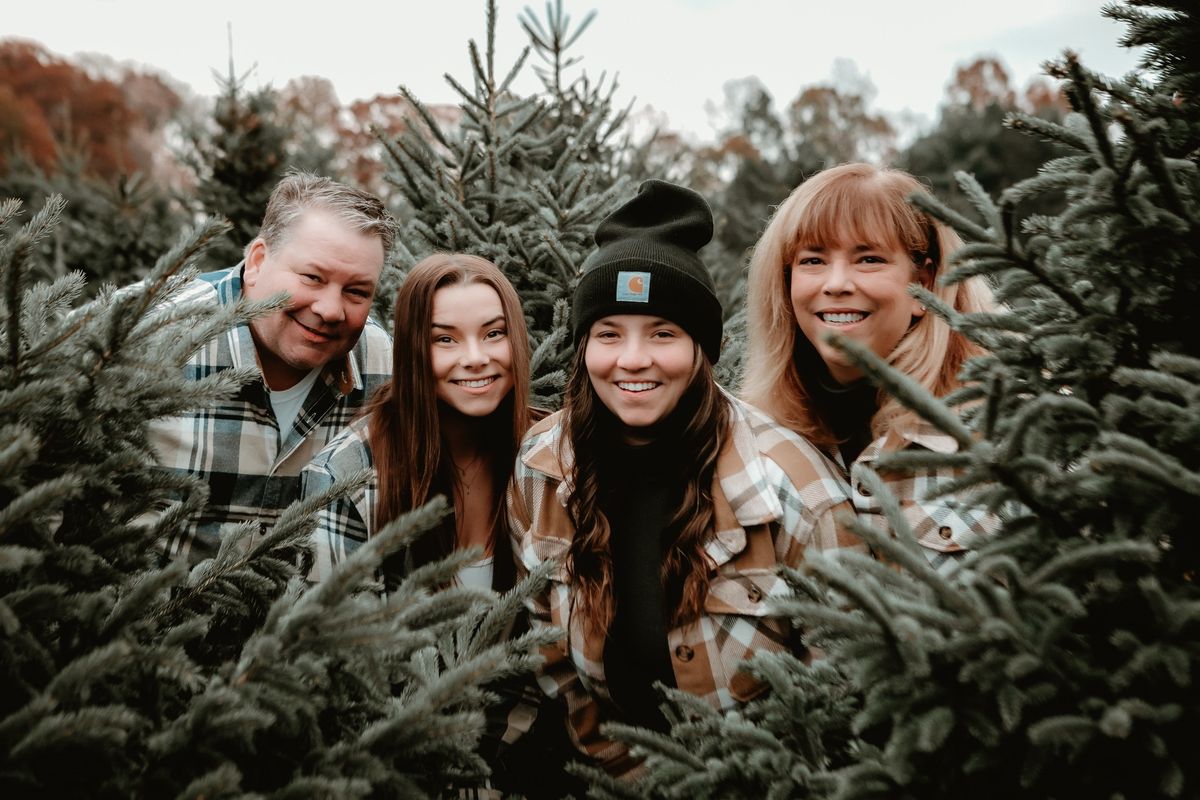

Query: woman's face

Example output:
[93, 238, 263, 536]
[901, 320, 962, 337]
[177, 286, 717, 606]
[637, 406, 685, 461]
[430, 282, 514, 417]
[789, 239, 925, 384]
[584, 315, 695, 441]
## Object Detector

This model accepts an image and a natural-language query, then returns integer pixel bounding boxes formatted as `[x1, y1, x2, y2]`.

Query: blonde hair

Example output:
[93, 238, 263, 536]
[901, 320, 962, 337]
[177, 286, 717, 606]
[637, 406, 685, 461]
[742, 162, 992, 451]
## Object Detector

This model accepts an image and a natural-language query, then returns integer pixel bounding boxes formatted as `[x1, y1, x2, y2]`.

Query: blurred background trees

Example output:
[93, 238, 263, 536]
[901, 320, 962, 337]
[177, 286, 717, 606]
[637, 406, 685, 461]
[3, 10, 1070, 300]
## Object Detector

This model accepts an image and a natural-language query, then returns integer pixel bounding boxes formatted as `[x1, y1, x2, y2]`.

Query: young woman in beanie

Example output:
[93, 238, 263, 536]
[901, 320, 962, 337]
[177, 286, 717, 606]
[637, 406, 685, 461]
[742, 162, 998, 572]
[302, 252, 534, 589]
[508, 179, 863, 775]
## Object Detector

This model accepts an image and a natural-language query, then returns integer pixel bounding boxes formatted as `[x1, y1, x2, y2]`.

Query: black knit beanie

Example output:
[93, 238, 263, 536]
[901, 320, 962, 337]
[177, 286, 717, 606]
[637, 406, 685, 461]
[571, 179, 723, 363]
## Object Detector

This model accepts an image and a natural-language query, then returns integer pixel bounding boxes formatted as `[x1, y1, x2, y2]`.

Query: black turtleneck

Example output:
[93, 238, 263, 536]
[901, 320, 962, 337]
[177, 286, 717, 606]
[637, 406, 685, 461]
[595, 424, 686, 732]
[794, 338, 879, 466]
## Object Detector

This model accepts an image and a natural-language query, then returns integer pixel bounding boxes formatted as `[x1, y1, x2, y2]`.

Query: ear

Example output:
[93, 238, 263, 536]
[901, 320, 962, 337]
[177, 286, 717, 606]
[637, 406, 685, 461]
[243, 238, 267, 287]
[910, 263, 934, 320]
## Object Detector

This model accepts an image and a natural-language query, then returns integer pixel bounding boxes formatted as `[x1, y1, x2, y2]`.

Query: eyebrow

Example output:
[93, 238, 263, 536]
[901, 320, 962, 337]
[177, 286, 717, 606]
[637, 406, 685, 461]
[431, 316, 506, 330]
[299, 263, 377, 285]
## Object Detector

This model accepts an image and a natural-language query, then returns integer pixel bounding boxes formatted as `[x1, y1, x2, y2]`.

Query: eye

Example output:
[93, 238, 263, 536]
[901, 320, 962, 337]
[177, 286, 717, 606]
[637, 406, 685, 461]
[485, 328, 507, 340]
[793, 256, 826, 272]
[301, 273, 321, 283]
[593, 329, 619, 341]
[433, 334, 454, 345]
[346, 287, 373, 300]
[651, 328, 678, 339]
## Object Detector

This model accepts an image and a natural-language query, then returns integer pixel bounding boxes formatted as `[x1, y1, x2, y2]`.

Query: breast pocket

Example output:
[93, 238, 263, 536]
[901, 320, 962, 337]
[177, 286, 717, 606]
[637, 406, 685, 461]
[901, 496, 998, 555]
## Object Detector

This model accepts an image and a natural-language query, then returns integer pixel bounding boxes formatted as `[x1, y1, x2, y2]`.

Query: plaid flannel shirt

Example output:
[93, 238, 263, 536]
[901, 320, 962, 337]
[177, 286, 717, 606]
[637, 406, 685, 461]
[149, 265, 392, 562]
[507, 394, 863, 775]
[848, 423, 1001, 573]
[299, 415, 376, 582]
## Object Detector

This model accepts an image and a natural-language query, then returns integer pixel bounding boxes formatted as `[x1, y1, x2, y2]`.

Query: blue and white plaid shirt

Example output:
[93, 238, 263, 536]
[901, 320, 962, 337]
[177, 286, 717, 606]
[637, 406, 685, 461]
[148, 265, 392, 562]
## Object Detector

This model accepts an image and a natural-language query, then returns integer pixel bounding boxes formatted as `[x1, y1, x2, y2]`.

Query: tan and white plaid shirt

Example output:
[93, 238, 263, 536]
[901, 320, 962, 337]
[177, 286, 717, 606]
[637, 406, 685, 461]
[507, 394, 863, 774]
[849, 424, 1002, 573]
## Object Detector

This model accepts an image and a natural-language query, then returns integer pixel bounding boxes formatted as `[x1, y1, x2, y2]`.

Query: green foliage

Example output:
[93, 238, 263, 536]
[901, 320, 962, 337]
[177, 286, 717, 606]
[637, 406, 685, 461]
[0, 150, 188, 292]
[0, 197, 553, 797]
[182, 62, 289, 271]
[379, 0, 634, 408]
[598, 4, 1200, 797]
[899, 101, 1070, 224]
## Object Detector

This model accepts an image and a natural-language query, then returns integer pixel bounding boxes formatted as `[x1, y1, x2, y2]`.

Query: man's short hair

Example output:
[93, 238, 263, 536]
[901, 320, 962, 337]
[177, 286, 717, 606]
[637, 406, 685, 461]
[254, 171, 397, 256]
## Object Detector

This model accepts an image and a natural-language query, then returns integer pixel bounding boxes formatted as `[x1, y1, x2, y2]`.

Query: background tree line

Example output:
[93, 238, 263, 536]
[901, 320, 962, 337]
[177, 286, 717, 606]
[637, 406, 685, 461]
[2, 21, 1066, 304]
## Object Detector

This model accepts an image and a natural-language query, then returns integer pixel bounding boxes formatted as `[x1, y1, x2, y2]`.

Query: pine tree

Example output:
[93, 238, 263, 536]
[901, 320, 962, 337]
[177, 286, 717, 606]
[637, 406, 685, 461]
[0, 197, 553, 797]
[588, 3, 1200, 798]
[182, 57, 288, 272]
[0, 148, 187, 292]
[378, 0, 635, 408]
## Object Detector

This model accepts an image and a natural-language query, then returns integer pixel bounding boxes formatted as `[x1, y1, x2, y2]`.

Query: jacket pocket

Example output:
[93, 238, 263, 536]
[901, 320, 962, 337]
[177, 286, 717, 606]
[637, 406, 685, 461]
[700, 568, 793, 705]
[901, 497, 996, 554]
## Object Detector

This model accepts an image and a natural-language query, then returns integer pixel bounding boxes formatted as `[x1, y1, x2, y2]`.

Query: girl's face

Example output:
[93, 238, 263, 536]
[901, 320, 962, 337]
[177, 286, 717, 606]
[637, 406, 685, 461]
[584, 315, 695, 442]
[430, 282, 514, 417]
[789, 239, 926, 384]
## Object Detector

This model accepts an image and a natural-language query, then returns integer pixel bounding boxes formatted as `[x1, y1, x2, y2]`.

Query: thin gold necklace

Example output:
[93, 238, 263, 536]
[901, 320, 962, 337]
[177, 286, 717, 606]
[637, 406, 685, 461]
[452, 454, 486, 497]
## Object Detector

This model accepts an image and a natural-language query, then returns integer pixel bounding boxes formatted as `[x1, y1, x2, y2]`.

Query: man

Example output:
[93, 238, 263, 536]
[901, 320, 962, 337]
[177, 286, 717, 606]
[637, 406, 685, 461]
[151, 171, 395, 563]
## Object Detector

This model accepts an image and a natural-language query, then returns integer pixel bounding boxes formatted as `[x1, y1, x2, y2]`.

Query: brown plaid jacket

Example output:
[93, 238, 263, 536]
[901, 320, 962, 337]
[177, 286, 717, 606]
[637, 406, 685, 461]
[507, 395, 862, 774]
[849, 424, 1001, 573]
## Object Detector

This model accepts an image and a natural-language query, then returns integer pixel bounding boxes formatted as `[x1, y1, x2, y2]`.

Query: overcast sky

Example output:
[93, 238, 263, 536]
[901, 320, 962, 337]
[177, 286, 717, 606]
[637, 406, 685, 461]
[6, 0, 1144, 141]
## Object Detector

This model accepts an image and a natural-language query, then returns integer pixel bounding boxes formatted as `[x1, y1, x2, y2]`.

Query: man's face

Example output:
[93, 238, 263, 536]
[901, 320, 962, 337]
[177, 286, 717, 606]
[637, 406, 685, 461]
[242, 208, 385, 390]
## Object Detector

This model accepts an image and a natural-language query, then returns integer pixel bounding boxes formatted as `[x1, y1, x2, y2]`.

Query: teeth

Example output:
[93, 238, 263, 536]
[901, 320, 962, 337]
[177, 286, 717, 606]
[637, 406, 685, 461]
[618, 382, 657, 392]
[455, 377, 496, 388]
[820, 312, 867, 324]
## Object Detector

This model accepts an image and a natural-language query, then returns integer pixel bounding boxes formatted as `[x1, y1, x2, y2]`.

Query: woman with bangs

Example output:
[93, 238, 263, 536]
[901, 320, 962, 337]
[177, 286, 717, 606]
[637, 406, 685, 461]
[742, 162, 998, 571]
[508, 180, 862, 776]
[302, 251, 534, 590]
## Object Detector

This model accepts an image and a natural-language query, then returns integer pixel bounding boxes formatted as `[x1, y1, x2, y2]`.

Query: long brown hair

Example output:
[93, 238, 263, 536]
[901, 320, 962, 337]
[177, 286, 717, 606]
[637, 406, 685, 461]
[366, 253, 532, 587]
[742, 162, 993, 451]
[560, 339, 729, 638]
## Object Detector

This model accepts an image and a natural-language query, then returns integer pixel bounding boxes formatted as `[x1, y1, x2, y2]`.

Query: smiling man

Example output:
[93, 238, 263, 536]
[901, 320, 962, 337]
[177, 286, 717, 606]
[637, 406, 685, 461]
[150, 172, 396, 563]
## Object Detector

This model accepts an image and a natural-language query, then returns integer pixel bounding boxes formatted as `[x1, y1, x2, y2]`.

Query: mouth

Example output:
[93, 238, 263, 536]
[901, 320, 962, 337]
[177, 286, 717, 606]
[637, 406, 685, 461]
[616, 381, 660, 393]
[817, 310, 869, 325]
[452, 376, 499, 389]
[291, 315, 337, 340]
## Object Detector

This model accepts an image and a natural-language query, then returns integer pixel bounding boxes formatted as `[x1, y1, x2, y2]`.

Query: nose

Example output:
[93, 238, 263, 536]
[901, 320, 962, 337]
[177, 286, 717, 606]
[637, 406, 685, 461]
[310, 287, 346, 324]
[459, 337, 491, 368]
[822, 257, 854, 295]
[615, 338, 652, 371]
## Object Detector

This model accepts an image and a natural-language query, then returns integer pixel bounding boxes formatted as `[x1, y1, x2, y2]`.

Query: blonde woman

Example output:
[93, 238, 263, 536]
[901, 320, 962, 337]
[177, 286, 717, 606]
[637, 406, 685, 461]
[743, 162, 998, 570]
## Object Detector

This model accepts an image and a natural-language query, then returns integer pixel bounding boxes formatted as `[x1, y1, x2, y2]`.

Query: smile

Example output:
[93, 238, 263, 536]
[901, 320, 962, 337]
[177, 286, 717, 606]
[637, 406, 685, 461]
[453, 376, 498, 389]
[617, 381, 659, 392]
[817, 311, 868, 324]
[291, 315, 336, 340]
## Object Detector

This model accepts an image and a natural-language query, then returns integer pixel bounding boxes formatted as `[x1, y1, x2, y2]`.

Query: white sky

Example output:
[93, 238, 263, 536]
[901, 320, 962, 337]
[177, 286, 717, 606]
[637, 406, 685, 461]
[6, 0, 1143, 141]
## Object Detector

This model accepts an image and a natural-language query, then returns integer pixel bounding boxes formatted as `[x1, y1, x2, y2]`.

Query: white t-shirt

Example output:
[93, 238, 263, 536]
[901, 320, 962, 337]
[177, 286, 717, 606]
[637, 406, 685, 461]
[457, 556, 494, 590]
[268, 369, 321, 435]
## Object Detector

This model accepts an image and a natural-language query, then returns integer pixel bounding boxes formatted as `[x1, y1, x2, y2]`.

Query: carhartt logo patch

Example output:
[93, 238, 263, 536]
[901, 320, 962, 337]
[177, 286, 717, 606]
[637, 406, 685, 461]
[616, 271, 650, 302]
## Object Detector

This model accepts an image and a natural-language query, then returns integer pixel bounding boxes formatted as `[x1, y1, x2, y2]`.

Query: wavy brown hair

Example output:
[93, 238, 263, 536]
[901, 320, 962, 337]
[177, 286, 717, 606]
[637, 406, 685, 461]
[560, 339, 729, 638]
[742, 162, 993, 451]
[366, 253, 531, 589]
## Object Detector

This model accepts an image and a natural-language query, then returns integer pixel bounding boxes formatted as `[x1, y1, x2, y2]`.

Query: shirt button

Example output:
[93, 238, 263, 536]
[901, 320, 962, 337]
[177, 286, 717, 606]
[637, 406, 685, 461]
[674, 644, 694, 662]
[747, 585, 764, 603]
[938, 525, 953, 540]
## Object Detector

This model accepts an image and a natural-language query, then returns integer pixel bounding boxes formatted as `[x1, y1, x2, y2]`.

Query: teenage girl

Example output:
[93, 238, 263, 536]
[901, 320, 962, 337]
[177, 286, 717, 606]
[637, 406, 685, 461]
[302, 252, 532, 589]
[508, 180, 862, 774]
